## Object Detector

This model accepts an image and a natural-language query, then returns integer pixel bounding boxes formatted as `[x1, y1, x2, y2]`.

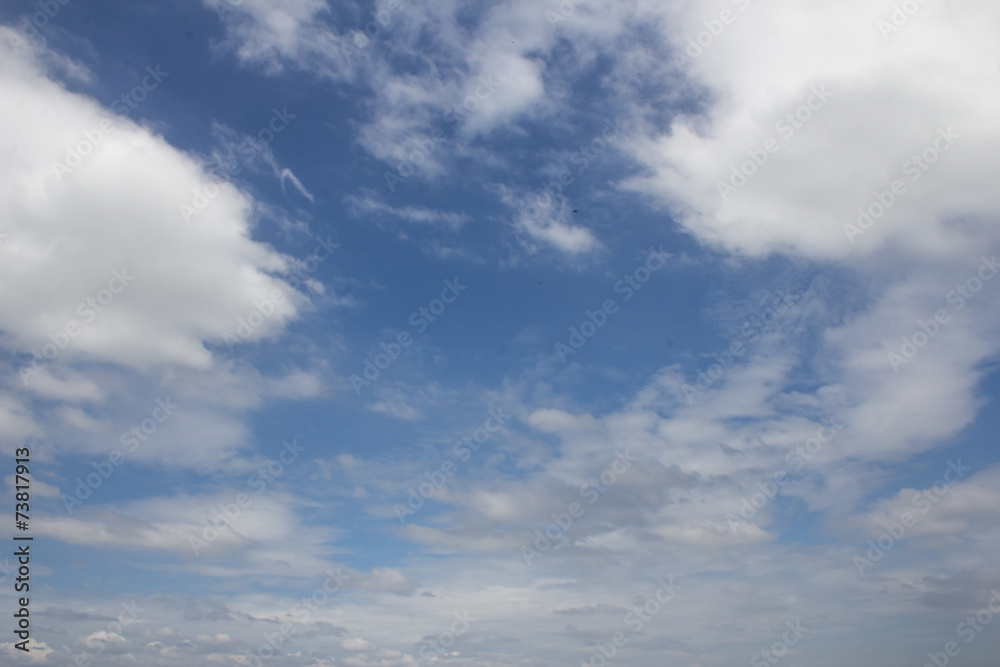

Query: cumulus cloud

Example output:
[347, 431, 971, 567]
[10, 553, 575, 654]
[623, 0, 1000, 261]
[0, 30, 333, 473]
[0, 29, 304, 374]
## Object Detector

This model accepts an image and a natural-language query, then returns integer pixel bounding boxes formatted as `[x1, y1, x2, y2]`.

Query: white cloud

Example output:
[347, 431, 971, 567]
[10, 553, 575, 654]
[0, 31, 340, 473]
[623, 0, 1000, 262]
[206, 0, 339, 76]
[0, 639, 54, 664]
[19, 368, 105, 402]
[265, 369, 324, 399]
[525, 408, 602, 433]
[368, 400, 421, 421]
[0, 31, 305, 373]
[341, 637, 376, 651]
[346, 195, 470, 231]
[36, 490, 338, 573]
[0, 392, 41, 447]
[494, 184, 601, 256]
[56, 406, 111, 433]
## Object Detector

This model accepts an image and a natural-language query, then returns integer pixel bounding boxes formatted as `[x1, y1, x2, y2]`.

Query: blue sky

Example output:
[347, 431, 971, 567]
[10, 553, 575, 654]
[1, 0, 1000, 665]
